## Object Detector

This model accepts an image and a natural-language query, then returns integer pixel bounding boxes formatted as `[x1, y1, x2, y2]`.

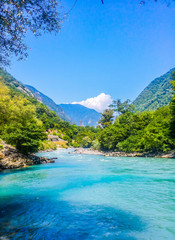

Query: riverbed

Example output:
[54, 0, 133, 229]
[0, 149, 175, 239]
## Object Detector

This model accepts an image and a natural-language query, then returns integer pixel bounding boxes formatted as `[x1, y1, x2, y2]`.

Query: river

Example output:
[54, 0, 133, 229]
[0, 149, 175, 239]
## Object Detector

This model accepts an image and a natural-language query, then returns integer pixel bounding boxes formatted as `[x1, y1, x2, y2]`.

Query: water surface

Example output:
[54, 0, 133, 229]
[0, 149, 175, 239]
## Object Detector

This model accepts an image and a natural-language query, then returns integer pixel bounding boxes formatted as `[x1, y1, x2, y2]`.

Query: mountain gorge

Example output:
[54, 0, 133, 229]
[0, 67, 175, 156]
[1, 66, 174, 127]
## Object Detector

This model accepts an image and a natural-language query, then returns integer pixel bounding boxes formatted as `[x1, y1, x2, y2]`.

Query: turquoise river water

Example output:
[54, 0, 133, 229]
[0, 149, 175, 239]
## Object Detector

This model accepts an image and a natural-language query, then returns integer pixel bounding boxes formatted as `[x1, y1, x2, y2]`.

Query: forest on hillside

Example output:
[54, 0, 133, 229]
[0, 0, 175, 157]
[0, 71, 175, 156]
[133, 68, 174, 112]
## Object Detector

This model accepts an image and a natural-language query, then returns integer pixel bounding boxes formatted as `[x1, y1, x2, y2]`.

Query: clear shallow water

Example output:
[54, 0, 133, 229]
[0, 149, 175, 240]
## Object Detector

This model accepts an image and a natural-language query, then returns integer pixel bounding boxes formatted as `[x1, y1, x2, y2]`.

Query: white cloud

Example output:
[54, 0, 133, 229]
[72, 93, 113, 112]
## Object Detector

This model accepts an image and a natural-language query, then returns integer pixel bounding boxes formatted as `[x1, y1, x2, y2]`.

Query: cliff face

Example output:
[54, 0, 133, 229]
[0, 140, 32, 169]
[0, 140, 55, 170]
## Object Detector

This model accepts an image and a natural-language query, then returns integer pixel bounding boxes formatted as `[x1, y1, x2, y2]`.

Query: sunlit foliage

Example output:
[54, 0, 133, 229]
[0, 81, 46, 154]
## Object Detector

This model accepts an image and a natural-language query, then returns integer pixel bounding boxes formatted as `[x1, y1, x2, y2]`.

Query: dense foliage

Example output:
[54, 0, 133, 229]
[0, 82, 46, 154]
[98, 105, 175, 153]
[98, 109, 114, 128]
[133, 68, 174, 112]
[110, 99, 135, 115]
[0, 68, 175, 156]
[0, 76, 100, 154]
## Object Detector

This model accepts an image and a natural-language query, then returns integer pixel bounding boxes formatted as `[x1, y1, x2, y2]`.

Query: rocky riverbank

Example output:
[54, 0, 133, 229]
[70, 148, 175, 158]
[0, 140, 56, 171]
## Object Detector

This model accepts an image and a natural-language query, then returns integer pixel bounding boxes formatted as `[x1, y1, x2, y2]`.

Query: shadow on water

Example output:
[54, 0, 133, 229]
[0, 165, 40, 176]
[0, 195, 146, 240]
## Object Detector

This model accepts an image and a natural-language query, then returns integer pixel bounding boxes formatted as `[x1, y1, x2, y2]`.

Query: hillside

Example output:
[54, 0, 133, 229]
[0, 73, 101, 155]
[25, 85, 71, 122]
[60, 104, 101, 127]
[0, 69, 100, 127]
[0, 68, 69, 121]
[0, 68, 35, 97]
[133, 68, 174, 112]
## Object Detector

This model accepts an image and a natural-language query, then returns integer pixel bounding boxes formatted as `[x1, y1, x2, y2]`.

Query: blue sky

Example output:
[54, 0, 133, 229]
[7, 0, 175, 110]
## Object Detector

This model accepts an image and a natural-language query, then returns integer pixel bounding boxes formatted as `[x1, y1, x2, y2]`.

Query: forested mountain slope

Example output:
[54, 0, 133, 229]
[0, 69, 101, 153]
[0, 68, 70, 121]
[0, 69, 101, 126]
[0, 68, 34, 97]
[133, 68, 174, 111]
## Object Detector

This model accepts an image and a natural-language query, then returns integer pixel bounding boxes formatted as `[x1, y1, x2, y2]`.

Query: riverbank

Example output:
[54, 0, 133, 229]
[70, 148, 175, 158]
[0, 141, 55, 170]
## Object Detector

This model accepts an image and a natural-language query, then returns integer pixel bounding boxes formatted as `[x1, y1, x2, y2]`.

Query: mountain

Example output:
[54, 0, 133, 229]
[0, 69, 100, 126]
[60, 104, 101, 127]
[0, 68, 70, 121]
[0, 68, 34, 97]
[26, 85, 101, 126]
[133, 68, 174, 112]
[25, 85, 71, 122]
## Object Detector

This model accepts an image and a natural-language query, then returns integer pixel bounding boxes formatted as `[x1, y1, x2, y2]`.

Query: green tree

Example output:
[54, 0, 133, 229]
[117, 107, 174, 153]
[81, 136, 92, 148]
[98, 109, 114, 128]
[0, 0, 62, 66]
[0, 82, 46, 154]
[109, 99, 135, 115]
[3, 122, 46, 155]
[99, 125, 127, 151]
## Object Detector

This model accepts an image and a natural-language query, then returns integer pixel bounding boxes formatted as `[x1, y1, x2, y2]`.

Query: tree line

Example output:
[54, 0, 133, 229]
[94, 73, 175, 153]
[0, 79, 100, 154]
[0, 72, 175, 155]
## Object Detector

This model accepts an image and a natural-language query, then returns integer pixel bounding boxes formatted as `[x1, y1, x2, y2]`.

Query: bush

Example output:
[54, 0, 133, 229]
[2, 123, 46, 155]
[81, 136, 92, 148]
[39, 141, 57, 151]
[91, 139, 100, 150]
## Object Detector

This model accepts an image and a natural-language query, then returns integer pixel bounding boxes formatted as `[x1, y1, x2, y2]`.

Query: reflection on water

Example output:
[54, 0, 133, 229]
[0, 149, 175, 239]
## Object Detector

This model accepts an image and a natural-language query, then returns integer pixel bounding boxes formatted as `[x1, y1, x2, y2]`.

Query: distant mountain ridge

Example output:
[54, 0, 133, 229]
[133, 68, 174, 112]
[60, 104, 101, 127]
[0, 68, 69, 121]
[25, 85, 71, 122]
[0, 69, 101, 126]
[25, 86, 101, 126]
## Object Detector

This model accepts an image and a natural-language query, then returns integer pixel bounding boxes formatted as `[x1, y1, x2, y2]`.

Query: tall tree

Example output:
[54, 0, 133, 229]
[0, 0, 62, 66]
[98, 109, 114, 128]
[109, 99, 135, 115]
[0, 82, 46, 154]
